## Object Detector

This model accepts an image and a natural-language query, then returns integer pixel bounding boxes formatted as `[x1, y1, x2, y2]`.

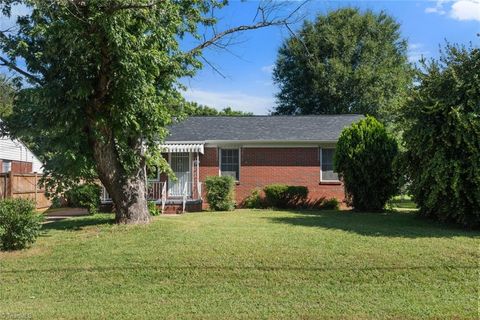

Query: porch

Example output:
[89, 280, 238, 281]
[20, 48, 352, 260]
[100, 143, 205, 213]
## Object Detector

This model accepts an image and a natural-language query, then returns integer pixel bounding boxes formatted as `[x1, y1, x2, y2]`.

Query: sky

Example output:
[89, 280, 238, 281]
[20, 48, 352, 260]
[1, 1, 479, 115]
[182, 0, 480, 114]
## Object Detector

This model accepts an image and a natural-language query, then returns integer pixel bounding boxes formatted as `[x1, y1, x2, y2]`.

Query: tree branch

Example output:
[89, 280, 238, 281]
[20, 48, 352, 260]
[0, 57, 43, 84]
[188, 21, 283, 54]
[187, 0, 309, 55]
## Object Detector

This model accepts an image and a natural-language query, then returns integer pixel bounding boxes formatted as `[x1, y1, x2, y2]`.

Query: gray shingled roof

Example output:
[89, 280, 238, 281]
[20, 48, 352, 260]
[166, 115, 364, 142]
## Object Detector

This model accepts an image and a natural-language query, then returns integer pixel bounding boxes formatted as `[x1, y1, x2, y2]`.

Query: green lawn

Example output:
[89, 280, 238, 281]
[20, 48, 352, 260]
[1, 209, 478, 319]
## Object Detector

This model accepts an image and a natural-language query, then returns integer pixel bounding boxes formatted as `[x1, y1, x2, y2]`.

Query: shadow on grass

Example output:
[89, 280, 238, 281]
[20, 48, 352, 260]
[42, 214, 115, 231]
[267, 210, 480, 238]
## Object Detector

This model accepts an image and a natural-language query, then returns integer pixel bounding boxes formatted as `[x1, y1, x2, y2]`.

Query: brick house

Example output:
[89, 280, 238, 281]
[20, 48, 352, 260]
[0, 135, 43, 174]
[103, 115, 362, 212]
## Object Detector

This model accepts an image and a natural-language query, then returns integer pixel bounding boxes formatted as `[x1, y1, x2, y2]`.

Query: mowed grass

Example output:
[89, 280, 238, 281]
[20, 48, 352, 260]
[0, 209, 479, 319]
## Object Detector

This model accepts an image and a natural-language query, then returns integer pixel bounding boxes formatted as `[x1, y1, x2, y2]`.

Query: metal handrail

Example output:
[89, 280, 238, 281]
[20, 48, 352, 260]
[161, 182, 167, 214]
[100, 180, 202, 204]
[182, 181, 188, 213]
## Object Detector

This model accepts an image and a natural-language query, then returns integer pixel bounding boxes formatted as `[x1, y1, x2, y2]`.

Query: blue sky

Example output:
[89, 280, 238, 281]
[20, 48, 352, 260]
[182, 0, 480, 114]
[1, 1, 478, 115]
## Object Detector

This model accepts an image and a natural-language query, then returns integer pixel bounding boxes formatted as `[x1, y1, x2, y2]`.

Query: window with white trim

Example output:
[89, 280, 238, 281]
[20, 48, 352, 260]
[220, 149, 240, 181]
[321, 148, 339, 181]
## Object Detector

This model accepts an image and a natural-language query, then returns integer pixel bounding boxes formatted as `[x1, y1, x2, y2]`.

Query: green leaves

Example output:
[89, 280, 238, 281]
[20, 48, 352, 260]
[0, 0, 222, 193]
[273, 8, 412, 121]
[335, 116, 399, 211]
[403, 44, 480, 227]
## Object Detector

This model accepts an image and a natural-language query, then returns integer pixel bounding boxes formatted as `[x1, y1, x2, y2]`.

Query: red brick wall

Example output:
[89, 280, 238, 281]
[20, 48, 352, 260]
[0, 160, 33, 174]
[199, 147, 345, 208]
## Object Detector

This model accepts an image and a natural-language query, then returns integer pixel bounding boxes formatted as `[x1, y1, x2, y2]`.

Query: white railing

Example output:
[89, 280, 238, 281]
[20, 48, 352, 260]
[146, 181, 165, 201]
[182, 182, 188, 213]
[100, 180, 202, 204]
[161, 181, 167, 214]
[101, 186, 111, 203]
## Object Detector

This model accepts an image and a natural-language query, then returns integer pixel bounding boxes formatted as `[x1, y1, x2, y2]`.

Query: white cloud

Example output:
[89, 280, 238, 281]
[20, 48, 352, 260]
[408, 43, 430, 63]
[450, 0, 480, 21]
[260, 64, 274, 74]
[425, 0, 447, 15]
[183, 88, 273, 115]
[425, 0, 480, 21]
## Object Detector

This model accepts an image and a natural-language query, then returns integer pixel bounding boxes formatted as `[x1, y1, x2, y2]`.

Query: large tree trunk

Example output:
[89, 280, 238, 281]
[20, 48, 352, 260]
[91, 132, 151, 224]
[84, 31, 150, 224]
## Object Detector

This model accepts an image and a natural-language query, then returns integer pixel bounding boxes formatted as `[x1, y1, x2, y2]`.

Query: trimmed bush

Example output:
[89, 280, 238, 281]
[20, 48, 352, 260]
[243, 189, 264, 209]
[205, 176, 235, 211]
[318, 198, 340, 210]
[65, 183, 101, 214]
[306, 197, 340, 210]
[335, 116, 399, 211]
[402, 45, 480, 227]
[0, 198, 43, 251]
[148, 201, 161, 216]
[263, 184, 308, 209]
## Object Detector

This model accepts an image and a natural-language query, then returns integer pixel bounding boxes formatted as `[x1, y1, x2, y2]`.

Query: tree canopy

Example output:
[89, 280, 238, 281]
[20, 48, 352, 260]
[184, 101, 252, 116]
[0, 74, 14, 118]
[272, 8, 412, 121]
[402, 44, 480, 227]
[0, 0, 298, 224]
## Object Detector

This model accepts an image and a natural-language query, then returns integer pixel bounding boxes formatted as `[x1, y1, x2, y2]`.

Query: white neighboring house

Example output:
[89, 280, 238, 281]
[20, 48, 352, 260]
[0, 135, 43, 173]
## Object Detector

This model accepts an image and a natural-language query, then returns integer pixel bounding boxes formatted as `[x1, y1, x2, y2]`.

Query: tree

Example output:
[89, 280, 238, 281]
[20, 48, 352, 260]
[0, 0, 300, 224]
[335, 116, 398, 211]
[402, 44, 480, 228]
[0, 74, 14, 118]
[184, 101, 252, 116]
[272, 8, 412, 121]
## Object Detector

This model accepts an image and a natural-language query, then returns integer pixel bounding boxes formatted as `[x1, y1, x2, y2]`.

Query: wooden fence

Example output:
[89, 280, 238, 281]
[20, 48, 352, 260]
[0, 172, 51, 209]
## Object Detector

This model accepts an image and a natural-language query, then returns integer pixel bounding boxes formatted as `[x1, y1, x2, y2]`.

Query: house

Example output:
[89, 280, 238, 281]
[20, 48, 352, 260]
[128, 114, 362, 213]
[0, 135, 43, 174]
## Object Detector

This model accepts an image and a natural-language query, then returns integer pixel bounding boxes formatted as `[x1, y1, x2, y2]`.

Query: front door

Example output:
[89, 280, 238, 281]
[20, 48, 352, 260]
[168, 153, 191, 197]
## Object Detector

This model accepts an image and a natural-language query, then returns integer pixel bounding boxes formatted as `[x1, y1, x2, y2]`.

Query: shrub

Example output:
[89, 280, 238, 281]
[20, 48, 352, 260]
[205, 176, 235, 211]
[0, 198, 43, 251]
[65, 183, 101, 214]
[402, 45, 480, 227]
[335, 116, 399, 211]
[319, 198, 340, 210]
[307, 197, 340, 210]
[148, 201, 161, 216]
[263, 184, 308, 209]
[243, 189, 264, 209]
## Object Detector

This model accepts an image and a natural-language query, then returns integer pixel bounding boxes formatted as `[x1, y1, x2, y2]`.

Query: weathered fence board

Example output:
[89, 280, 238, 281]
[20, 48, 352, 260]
[0, 173, 51, 209]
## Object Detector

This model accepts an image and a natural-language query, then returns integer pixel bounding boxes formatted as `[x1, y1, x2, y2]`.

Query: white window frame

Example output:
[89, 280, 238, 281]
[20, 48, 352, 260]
[320, 147, 339, 182]
[219, 148, 240, 182]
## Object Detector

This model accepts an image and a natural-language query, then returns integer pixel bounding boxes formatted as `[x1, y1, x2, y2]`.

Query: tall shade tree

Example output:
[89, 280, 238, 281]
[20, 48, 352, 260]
[0, 74, 15, 118]
[272, 8, 412, 120]
[0, 0, 299, 224]
[402, 44, 480, 228]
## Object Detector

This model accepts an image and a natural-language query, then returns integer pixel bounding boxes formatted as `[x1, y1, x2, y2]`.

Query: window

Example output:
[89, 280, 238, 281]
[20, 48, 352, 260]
[321, 148, 339, 181]
[2, 160, 11, 173]
[220, 149, 240, 181]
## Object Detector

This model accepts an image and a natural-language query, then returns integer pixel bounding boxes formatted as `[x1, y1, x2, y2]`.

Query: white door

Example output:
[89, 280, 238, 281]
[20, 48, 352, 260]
[169, 153, 191, 196]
